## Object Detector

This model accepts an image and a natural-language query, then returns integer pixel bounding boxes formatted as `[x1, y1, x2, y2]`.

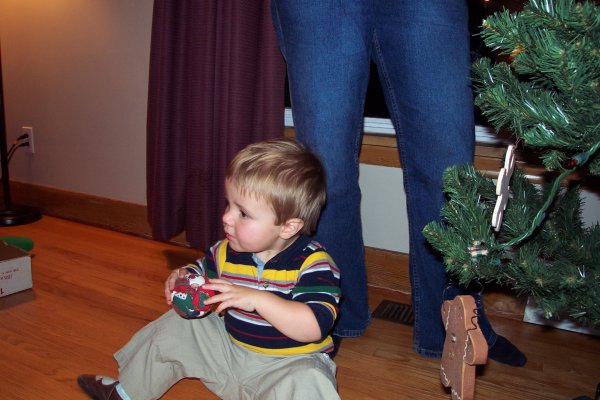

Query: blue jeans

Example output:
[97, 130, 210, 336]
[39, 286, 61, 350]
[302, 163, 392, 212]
[271, 0, 497, 357]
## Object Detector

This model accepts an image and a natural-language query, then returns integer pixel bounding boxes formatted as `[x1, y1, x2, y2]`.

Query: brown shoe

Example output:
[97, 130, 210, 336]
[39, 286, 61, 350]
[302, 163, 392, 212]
[77, 375, 123, 400]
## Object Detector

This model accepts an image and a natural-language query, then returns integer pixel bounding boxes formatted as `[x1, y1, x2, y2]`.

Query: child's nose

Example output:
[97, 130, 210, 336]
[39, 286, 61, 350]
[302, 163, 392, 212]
[222, 209, 232, 225]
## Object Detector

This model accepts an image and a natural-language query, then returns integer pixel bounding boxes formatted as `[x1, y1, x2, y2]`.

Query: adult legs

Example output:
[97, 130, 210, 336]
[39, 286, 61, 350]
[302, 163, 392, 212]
[271, 0, 373, 337]
[271, 0, 525, 366]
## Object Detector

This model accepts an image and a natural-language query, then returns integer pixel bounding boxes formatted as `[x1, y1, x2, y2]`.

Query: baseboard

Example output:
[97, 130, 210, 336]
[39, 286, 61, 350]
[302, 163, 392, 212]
[9, 181, 189, 245]
[10, 180, 525, 320]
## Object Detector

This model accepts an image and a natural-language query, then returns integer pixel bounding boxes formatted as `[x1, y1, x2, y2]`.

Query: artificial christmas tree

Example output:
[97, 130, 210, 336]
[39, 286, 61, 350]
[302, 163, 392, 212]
[424, 0, 599, 326]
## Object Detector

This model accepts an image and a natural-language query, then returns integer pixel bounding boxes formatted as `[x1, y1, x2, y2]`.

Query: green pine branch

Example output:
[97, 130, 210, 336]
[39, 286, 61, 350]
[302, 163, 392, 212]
[423, 165, 600, 325]
[473, 0, 600, 174]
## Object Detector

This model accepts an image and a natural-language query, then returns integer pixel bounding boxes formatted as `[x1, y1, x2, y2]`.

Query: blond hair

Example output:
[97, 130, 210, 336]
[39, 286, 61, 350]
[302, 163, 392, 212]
[226, 137, 326, 235]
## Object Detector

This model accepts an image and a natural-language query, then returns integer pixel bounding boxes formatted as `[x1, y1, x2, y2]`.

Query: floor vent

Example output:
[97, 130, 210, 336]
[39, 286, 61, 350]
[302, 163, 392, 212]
[372, 300, 414, 325]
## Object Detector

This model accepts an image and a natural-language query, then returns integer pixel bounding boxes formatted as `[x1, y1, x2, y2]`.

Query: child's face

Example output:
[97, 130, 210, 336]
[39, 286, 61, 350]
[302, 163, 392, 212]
[222, 179, 288, 262]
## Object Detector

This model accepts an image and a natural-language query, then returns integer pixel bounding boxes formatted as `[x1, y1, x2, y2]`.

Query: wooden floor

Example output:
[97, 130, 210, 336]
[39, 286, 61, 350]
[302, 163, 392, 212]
[0, 216, 598, 400]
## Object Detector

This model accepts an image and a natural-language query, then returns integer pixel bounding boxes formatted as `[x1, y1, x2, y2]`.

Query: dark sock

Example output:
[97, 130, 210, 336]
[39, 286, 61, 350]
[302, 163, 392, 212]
[488, 335, 527, 367]
[329, 335, 343, 359]
[573, 382, 600, 400]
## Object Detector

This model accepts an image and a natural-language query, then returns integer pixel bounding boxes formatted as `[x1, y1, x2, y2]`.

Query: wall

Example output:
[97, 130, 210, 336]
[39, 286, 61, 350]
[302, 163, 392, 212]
[0, 0, 152, 204]
[360, 164, 410, 253]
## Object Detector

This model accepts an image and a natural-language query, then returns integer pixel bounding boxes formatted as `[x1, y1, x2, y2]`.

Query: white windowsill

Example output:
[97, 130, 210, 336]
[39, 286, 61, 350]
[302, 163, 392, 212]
[284, 108, 507, 146]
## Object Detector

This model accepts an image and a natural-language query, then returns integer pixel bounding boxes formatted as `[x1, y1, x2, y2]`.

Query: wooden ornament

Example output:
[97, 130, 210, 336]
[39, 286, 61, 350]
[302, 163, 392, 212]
[492, 145, 516, 231]
[440, 295, 488, 400]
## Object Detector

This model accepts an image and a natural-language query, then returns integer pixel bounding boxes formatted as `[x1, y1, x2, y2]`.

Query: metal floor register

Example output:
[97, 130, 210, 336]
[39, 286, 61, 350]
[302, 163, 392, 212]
[372, 300, 414, 325]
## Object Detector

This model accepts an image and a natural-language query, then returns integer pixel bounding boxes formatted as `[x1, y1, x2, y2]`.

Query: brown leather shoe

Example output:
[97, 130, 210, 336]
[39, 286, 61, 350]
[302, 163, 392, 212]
[77, 375, 123, 400]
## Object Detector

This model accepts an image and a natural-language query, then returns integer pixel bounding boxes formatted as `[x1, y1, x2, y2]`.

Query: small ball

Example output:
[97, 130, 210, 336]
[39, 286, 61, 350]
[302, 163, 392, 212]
[171, 272, 215, 319]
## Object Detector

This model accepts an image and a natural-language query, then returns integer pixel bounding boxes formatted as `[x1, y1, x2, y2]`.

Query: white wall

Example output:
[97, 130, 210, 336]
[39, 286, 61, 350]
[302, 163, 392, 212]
[581, 189, 600, 228]
[0, 0, 152, 204]
[360, 164, 409, 253]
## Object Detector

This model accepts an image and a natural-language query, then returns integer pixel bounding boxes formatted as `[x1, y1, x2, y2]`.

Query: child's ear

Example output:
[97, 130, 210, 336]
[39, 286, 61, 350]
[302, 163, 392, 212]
[280, 218, 304, 239]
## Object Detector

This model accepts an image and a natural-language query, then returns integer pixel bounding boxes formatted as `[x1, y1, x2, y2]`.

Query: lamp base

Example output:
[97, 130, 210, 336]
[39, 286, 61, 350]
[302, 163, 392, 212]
[0, 204, 42, 226]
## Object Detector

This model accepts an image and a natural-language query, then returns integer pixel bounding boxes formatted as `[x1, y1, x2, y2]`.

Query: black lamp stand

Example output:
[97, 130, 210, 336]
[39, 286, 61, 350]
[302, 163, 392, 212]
[0, 42, 41, 226]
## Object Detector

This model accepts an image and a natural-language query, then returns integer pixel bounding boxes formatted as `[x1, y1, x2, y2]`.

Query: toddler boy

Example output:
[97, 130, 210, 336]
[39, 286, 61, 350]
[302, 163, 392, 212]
[77, 138, 341, 400]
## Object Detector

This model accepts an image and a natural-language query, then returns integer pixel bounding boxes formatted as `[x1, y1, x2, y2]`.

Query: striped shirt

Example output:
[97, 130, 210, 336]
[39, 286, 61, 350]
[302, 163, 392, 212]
[198, 235, 341, 356]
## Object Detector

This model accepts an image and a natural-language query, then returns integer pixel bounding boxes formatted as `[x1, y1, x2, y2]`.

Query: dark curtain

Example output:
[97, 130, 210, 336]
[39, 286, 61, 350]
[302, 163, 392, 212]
[147, 0, 285, 249]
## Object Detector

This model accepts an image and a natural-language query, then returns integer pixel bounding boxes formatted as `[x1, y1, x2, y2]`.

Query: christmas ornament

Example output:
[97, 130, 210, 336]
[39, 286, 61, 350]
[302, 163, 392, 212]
[492, 145, 515, 231]
[440, 295, 488, 400]
[171, 265, 215, 319]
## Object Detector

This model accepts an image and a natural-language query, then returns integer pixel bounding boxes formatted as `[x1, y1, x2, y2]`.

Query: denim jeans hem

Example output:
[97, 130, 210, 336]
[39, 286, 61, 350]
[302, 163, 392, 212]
[413, 345, 442, 359]
[333, 316, 371, 337]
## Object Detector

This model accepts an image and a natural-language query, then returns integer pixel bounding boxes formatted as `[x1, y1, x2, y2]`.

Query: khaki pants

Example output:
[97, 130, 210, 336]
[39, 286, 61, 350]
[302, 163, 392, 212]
[115, 310, 339, 400]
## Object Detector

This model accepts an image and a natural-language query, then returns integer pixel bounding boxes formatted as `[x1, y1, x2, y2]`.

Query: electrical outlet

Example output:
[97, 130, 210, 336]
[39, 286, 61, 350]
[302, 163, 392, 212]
[22, 126, 34, 154]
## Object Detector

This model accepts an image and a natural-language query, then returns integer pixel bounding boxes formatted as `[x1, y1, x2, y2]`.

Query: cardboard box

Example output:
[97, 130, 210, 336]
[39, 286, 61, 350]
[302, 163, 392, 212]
[523, 296, 600, 337]
[0, 240, 32, 297]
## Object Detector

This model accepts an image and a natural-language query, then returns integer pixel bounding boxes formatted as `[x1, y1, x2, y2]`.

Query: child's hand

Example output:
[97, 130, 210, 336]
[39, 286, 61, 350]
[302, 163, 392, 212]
[164, 268, 188, 305]
[203, 279, 263, 314]
[204, 278, 322, 342]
